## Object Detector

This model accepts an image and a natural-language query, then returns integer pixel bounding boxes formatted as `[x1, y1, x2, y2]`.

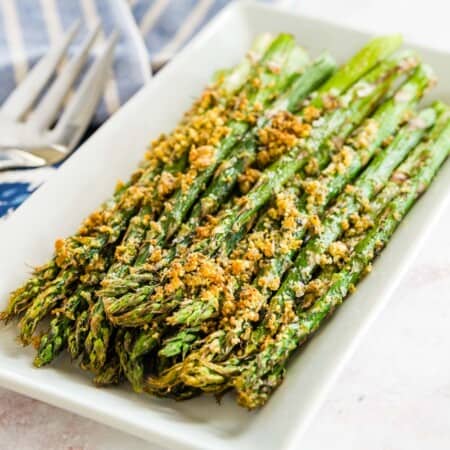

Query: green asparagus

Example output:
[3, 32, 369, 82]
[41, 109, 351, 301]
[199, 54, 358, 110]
[234, 105, 450, 408]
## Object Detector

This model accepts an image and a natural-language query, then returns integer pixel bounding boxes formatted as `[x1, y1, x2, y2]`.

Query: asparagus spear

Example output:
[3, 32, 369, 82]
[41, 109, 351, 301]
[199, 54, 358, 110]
[150, 74, 433, 394]
[318, 35, 402, 94]
[115, 330, 145, 392]
[101, 51, 326, 306]
[12, 35, 281, 345]
[167, 52, 420, 329]
[220, 33, 275, 94]
[2, 33, 272, 326]
[103, 54, 337, 313]
[0, 160, 154, 323]
[171, 54, 337, 246]
[18, 270, 77, 344]
[110, 41, 408, 328]
[83, 301, 112, 373]
[234, 106, 450, 408]
[131, 328, 160, 360]
[17, 244, 113, 346]
[33, 287, 90, 366]
[114, 327, 162, 392]
[246, 65, 435, 347]
[113, 35, 309, 277]
[33, 315, 71, 367]
[68, 309, 90, 360]
[92, 355, 122, 386]
[56, 34, 277, 272]
[83, 36, 310, 370]
[158, 327, 202, 360]
[1, 261, 59, 322]
[60, 37, 281, 370]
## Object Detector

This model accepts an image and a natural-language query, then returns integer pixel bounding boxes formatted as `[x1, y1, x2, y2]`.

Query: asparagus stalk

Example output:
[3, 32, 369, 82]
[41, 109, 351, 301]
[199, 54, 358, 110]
[103, 54, 337, 313]
[0, 162, 152, 323]
[17, 245, 112, 346]
[33, 315, 71, 367]
[18, 270, 77, 344]
[83, 301, 112, 373]
[234, 106, 450, 408]
[119, 35, 310, 272]
[0, 262, 59, 323]
[167, 52, 420, 329]
[247, 65, 434, 347]
[56, 34, 276, 272]
[220, 33, 275, 94]
[92, 355, 122, 386]
[110, 42, 408, 328]
[131, 328, 160, 360]
[115, 330, 145, 392]
[61, 37, 281, 371]
[152, 74, 433, 394]
[115, 328, 161, 391]
[3, 33, 272, 322]
[68, 309, 90, 360]
[33, 286, 90, 366]
[11, 35, 280, 344]
[171, 54, 337, 245]
[85, 36, 310, 370]
[158, 327, 202, 360]
[318, 34, 402, 94]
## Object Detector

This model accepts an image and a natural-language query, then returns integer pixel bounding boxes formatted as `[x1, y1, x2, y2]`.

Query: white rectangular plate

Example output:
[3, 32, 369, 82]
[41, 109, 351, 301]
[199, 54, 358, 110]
[0, 3, 449, 450]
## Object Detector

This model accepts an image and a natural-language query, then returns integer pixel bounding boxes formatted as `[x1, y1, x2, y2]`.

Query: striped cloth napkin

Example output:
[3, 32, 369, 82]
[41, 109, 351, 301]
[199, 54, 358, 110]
[0, 0, 292, 218]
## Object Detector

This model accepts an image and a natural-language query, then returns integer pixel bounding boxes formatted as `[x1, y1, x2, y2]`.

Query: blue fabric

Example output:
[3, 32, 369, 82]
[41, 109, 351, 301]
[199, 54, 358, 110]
[0, 0, 284, 219]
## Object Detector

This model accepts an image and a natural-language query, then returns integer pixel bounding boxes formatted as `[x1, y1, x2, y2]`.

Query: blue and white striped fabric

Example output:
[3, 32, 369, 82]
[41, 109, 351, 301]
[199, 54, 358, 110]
[0, 0, 290, 219]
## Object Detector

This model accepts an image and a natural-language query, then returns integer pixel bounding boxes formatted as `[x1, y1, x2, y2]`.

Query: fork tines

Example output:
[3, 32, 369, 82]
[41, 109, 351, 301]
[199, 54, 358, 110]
[1, 21, 118, 151]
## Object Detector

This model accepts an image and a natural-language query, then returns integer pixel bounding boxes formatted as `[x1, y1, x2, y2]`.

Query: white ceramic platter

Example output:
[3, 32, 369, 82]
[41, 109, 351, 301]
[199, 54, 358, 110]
[0, 2, 449, 449]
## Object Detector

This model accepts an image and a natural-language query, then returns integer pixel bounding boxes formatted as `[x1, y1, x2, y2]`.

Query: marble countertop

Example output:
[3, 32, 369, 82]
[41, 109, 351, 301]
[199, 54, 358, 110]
[1, 1, 449, 449]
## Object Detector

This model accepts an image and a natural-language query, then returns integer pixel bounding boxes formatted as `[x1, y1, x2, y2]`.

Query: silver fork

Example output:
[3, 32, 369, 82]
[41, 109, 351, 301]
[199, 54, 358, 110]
[0, 22, 118, 171]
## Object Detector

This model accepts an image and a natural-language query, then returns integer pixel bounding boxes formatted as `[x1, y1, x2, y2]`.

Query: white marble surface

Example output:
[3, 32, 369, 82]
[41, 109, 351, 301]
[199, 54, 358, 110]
[1, 1, 450, 449]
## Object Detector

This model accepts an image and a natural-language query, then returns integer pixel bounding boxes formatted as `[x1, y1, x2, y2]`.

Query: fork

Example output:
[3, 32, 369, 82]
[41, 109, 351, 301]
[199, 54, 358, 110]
[0, 22, 118, 171]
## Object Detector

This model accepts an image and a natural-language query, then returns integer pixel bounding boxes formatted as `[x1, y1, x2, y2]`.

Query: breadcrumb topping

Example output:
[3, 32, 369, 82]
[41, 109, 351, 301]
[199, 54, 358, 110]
[238, 167, 261, 194]
[189, 145, 216, 170]
[257, 111, 311, 167]
[158, 171, 178, 197]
